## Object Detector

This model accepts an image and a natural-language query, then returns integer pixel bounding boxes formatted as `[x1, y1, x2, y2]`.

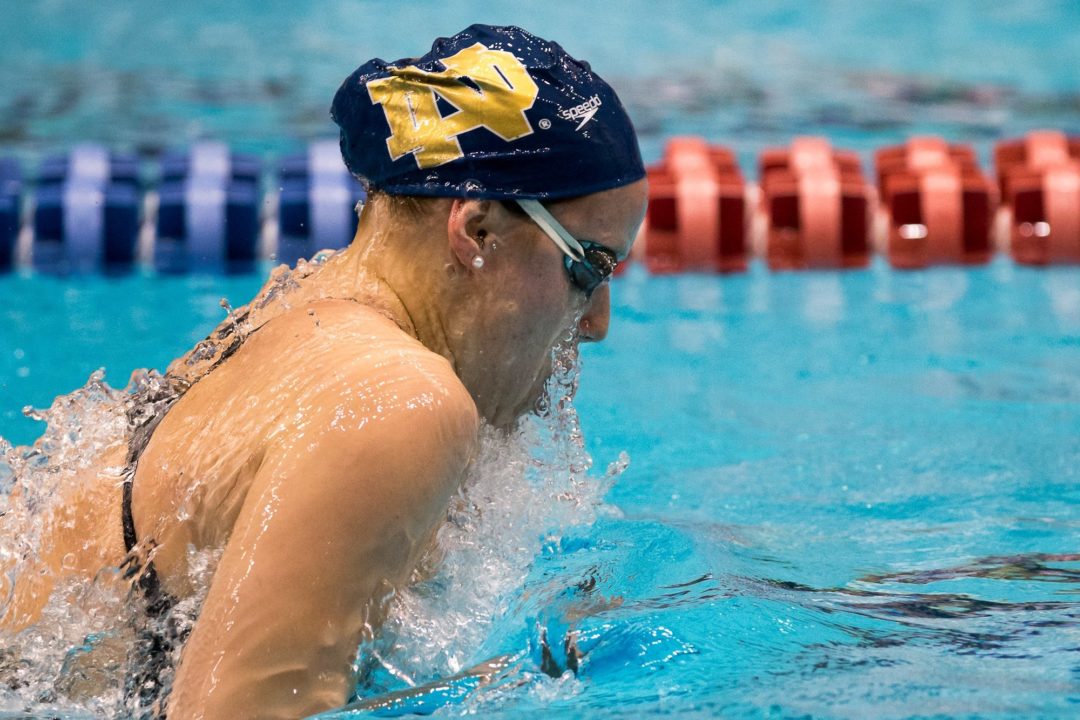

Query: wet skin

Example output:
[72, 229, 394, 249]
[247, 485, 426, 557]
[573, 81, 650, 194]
[0, 179, 648, 719]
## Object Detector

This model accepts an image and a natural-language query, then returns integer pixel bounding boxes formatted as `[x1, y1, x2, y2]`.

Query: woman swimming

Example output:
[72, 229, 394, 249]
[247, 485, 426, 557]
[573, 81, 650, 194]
[0, 24, 647, 719]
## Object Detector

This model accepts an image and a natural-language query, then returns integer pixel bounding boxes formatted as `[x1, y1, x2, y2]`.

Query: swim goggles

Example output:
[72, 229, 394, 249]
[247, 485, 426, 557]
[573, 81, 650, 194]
[516, 199, 618, 298]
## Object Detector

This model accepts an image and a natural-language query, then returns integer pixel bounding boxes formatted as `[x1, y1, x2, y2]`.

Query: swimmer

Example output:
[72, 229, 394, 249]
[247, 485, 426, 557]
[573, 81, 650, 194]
[0, 24, 646, 719]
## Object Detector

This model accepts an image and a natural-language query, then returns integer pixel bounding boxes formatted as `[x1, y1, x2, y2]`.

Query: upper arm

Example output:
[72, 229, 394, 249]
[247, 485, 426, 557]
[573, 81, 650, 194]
[167, 360, 478, 719]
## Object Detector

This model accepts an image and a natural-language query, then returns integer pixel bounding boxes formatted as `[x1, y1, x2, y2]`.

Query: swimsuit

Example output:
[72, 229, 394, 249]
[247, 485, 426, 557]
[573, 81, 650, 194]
[119, 375, 189, 718]
[118, 310, 254, 717]
[120, 307, 254, 588]
[118, 293, 378, 715]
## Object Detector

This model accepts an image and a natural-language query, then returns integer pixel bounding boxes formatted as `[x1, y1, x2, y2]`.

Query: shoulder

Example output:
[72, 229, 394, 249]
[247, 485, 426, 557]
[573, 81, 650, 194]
[243, 303, 479, 552]
[251, 297, 412, 349]
[250, 299, 479, 461]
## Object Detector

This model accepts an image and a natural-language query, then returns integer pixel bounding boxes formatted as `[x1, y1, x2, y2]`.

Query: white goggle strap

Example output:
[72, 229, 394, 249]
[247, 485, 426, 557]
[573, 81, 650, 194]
[516, 199, 585, 262]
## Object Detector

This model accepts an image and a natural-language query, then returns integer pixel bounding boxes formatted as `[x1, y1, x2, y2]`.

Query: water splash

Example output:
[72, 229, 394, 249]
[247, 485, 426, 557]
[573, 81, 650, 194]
[0, 309, 627, 717]
[1, 369, 136, 718]
[0, 370, 247, 715]
[349, 339, 628, 712]
[0, 253, 335, 716]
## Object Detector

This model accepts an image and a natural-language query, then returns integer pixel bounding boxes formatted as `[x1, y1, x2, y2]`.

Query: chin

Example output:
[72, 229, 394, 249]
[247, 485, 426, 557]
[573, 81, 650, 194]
[497, 342, 578, 425]
[486, 389, 537, 430]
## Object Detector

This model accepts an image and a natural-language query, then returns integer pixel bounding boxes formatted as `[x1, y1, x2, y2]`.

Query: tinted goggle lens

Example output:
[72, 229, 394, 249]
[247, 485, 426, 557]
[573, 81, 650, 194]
[512, 199, 619, 298]
[565, 243, 618, 296]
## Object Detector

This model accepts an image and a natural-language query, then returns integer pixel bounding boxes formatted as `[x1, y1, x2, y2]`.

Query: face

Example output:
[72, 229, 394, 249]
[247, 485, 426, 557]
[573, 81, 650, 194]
[455, 179, 647, 428]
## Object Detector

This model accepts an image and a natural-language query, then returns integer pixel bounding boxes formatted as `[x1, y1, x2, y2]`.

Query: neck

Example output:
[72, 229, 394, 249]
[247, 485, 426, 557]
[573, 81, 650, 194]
[319, 203, 460, 373]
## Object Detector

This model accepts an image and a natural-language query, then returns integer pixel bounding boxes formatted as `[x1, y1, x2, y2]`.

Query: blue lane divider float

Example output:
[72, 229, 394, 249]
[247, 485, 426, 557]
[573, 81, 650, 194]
[156, 142, 262, 273]
[0, 157, 20, 271]
[277, 140, 363, 266]
[2, 131, 1077, 275]
[32, 144, 140, 273]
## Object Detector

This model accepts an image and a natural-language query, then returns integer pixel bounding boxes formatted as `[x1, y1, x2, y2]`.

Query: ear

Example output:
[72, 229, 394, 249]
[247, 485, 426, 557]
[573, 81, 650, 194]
[447, 199, 492, 270]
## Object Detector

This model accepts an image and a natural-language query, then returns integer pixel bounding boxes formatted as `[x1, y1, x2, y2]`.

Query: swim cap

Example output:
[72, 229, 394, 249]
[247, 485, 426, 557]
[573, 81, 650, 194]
[330, 24, 645, 201]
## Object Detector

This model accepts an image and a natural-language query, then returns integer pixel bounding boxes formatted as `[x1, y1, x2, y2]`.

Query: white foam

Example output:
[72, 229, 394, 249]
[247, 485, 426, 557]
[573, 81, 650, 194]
[0, 336, 625, 715]
[354, 341, 625, 702]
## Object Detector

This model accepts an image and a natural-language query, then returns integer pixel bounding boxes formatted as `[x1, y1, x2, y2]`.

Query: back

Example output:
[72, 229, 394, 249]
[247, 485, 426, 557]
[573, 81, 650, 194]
[128, 297, 479, 717]
[129, 298, 478, 599]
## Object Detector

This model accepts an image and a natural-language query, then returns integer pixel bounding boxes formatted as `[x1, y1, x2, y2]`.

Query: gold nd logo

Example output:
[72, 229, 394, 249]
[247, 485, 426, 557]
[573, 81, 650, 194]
[367, 43, 539, 169]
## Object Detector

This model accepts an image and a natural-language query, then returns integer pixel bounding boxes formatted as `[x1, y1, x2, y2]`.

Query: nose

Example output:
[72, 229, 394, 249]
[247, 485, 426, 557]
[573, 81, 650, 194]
[577, 283, 610, 342]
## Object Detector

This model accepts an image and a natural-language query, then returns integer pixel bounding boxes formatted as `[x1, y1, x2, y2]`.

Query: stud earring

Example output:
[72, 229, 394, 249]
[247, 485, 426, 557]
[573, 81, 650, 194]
[472, 256, 485, 269]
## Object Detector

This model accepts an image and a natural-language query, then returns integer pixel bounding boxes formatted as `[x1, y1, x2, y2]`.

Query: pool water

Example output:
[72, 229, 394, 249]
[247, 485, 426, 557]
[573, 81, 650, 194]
[2, 1, 1079, 167]
[2, 265, 1078, 718]
[565, 264, 1080, 718]
[2, 1, 1080, 717]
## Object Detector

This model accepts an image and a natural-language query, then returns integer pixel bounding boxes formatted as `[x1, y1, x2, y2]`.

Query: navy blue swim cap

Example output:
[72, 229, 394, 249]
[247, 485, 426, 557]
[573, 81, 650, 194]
[330, 24, 645, 201]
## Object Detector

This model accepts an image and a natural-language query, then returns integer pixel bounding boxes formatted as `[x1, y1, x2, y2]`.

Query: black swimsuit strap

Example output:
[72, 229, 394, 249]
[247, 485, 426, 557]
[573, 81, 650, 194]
[121, 477, 172, 618]
[121, 318, 258, 602]
[122, 473, 138, 554]
[120, 306, 273, 717]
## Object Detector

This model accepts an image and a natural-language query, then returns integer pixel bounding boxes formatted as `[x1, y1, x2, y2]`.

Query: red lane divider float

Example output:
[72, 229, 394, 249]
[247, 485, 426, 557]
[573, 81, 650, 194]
[644, 136, 747, 273]
[995, 130, 1080, 265]
[759, 137, 871, 270]
[875, 136, 996, 269]
[3, 131, 1080, 274]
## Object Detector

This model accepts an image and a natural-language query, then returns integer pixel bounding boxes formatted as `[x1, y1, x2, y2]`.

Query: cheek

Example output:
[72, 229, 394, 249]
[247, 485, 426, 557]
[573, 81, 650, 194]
[497, 261, 578, 362]
[516, 268, 578, 340]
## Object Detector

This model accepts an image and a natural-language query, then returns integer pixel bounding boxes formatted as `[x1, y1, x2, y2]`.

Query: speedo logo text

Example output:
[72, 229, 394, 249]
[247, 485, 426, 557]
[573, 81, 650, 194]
[558, 95, 602, 131]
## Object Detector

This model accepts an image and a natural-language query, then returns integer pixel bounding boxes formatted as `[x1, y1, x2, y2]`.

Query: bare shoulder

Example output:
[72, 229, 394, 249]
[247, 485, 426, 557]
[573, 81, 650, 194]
[243, 298, 480, 461]
[230, 298, 471, 401]
[136, 297, 478, 558]
[165, 300, 479, 720]
[232, 297, 482, 582]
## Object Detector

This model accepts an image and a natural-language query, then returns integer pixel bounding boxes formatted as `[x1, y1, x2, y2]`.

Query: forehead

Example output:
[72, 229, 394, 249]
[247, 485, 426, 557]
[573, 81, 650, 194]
[547, 179, 648, 259]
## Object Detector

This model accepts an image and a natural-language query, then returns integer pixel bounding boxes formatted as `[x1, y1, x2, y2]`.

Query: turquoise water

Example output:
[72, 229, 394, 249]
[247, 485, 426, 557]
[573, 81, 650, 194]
[3, 1, 1080, 717]
[1, 1, 1078, 169]
[2, 266, 1079, 717]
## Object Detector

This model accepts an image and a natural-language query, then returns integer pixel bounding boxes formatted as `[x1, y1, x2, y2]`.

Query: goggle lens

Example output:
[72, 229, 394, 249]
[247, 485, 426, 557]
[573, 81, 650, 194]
[565, 243, 618, 297]
[514, 199, 619, 298]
